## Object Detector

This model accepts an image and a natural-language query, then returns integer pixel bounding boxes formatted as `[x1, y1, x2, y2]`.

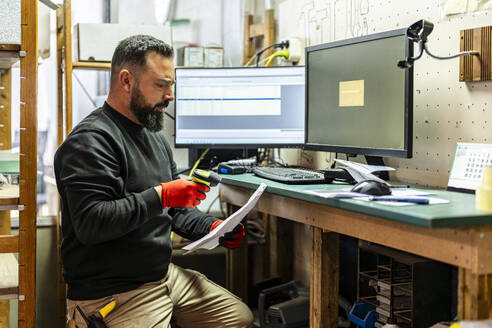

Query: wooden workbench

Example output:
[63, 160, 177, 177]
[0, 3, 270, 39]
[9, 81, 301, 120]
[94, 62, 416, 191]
[219, 174, 492, 327]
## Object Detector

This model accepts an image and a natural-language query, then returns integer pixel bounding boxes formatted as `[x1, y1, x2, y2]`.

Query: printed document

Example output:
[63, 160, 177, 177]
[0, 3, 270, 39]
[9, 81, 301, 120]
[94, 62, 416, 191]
[183, 183, 267, 254]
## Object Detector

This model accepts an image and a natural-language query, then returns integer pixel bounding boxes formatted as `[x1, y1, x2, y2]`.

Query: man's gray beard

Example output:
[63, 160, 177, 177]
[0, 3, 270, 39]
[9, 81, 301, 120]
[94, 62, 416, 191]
[129, 86, 165, 132]
[134, 109, 164, 132]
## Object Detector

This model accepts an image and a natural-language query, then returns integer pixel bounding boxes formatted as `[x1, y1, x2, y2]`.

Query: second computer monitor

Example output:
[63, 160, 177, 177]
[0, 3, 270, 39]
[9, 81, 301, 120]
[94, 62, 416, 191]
[174, 66, 305, 148]
[305, 29, 413, 158]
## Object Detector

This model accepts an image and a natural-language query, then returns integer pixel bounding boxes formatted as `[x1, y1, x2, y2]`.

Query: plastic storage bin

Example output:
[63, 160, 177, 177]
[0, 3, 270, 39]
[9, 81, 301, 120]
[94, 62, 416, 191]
[349, 302, 376, 328]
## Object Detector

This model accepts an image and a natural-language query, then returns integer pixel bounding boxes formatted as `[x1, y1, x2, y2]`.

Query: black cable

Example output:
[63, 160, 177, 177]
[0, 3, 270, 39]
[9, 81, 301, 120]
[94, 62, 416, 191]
[255, 44, 277, 67]
[271, 160, 288, 167]
[424, 43, 478, 60]
[164, 112, 175, 120]
[330, 153, 337, 169]
[255, 40, 290, 67]
[206, 195, 220, 214]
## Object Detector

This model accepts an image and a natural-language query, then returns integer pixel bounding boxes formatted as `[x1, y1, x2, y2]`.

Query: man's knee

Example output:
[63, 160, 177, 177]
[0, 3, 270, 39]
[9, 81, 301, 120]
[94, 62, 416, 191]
[235, 302, 254, 328]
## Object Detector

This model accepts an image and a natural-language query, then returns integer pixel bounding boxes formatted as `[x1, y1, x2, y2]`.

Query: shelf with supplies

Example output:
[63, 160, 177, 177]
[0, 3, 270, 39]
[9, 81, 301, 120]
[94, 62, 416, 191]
[0, 44, 21, 69]
[0, 0, 39, 326]
[0, 184, 20, 208]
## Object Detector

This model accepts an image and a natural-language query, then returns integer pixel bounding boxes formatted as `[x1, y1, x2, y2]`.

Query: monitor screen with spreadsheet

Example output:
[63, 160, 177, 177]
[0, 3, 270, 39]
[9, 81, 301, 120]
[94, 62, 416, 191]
[174, 66, 305, 148]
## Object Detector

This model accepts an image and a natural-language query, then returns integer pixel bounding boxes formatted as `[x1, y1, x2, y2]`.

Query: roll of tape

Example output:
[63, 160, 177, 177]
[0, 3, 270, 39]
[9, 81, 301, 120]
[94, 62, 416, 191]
[476, 186, 492, 211]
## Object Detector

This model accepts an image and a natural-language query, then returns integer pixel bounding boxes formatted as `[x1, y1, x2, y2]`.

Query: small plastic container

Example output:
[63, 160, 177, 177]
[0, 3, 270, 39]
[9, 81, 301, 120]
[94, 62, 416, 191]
[349, 302, 377, 328]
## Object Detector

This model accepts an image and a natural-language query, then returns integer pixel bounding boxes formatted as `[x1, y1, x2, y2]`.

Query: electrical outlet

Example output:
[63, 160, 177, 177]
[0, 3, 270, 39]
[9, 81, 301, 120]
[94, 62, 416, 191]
[460, 25, 492, 82]
[287, 37, 304, 63]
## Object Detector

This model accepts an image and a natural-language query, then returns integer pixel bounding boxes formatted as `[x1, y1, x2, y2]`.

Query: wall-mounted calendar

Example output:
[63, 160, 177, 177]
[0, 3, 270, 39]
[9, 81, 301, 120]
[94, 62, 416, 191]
[448, 143, 492, 193]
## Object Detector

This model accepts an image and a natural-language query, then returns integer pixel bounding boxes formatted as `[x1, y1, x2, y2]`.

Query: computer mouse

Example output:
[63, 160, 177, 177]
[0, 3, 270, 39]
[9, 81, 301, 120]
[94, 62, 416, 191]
[350, 180, 392, 196]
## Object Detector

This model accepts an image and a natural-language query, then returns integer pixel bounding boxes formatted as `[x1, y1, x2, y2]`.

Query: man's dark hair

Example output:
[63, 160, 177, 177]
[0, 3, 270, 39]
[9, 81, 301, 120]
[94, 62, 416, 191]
[110, 34, 173, 86]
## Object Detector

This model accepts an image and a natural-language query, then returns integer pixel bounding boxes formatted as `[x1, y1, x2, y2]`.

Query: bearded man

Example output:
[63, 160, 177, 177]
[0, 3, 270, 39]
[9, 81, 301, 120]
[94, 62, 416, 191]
[54, 35, 252, 328]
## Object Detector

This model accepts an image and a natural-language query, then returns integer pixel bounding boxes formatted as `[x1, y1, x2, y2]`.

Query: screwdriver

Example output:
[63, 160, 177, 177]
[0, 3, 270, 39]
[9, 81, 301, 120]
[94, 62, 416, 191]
[75, 298, 116, 328]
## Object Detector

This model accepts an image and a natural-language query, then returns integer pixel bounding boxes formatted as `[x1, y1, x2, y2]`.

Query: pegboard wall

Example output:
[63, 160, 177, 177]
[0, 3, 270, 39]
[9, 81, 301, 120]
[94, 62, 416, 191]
[277, 0, 492, 187]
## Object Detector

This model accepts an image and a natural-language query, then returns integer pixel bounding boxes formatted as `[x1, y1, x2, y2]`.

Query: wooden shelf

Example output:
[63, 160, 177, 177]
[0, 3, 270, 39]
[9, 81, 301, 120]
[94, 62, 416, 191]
[0, 235, 19, 253]
[73, 61, 111, 70]
[0, 286, 18, 300]
[0, 185, 19, 206]
[0, 44, 20, 69]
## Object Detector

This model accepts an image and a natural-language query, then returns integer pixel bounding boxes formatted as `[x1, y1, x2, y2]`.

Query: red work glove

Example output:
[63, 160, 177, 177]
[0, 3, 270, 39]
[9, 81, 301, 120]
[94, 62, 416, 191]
[160, 179, 210, 208]
[210, 220, 245, 249]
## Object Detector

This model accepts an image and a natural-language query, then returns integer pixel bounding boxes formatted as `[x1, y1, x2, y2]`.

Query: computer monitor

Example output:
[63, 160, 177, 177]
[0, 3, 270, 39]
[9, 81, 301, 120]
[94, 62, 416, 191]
[174, 66, 305, 148]
[304, 29, 413, 160]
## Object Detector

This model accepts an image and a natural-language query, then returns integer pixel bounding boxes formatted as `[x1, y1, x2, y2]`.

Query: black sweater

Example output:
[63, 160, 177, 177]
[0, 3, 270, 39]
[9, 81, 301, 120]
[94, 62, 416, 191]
[54, 102, 216, 300]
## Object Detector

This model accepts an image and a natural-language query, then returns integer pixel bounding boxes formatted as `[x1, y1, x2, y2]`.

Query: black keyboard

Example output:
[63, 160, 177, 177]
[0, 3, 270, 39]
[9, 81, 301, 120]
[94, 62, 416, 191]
[253, 167, 326, 184]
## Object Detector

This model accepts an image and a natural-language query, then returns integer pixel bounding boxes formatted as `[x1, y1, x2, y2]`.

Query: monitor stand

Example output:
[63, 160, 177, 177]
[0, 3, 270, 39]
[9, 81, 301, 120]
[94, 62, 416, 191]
[364, 155, 389, 181]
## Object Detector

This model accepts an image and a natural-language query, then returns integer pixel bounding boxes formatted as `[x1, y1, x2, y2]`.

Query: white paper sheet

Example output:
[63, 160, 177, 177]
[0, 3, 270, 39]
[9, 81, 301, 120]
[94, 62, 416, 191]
[305, 189, 447, 205]
[306, 188, 432, 199]
[334, 159, 394, 184]
[306, 189, 363, 198]
[440, 0, 492, 15]
[334, 159, 395, 174]
[182, 183, 267, 254]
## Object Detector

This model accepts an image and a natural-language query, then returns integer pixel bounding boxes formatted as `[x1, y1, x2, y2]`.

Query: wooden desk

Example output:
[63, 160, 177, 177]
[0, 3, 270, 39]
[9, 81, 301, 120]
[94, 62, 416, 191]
[219, 174, 492, 327]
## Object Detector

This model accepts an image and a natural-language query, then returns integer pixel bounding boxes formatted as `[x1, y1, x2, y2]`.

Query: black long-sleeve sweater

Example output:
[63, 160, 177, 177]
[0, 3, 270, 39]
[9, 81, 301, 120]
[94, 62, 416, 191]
[54, 102, 216, 300]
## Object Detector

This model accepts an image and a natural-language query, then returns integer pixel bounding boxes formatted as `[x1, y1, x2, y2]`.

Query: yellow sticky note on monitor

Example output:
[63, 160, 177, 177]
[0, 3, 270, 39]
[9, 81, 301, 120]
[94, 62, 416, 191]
[339, 80, 364, 107]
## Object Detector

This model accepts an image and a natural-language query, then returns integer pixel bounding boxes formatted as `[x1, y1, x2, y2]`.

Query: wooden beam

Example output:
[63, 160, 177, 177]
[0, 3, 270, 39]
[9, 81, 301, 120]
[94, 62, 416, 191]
[63, 0, 73, 135]
[19, 0, 38, 326]
[263, 9, 275, 59]
[310, 228, 339, 328]
[56, 6, 65, 145]
[57, 5, 67, 327]
[249, 23, 265, 38]
[458, 268, 492, 319]
[243, 14, 253, 65]
[72, 61, 111, 70]
[268, 217, 293, 281]
[262, 212, 270, 278]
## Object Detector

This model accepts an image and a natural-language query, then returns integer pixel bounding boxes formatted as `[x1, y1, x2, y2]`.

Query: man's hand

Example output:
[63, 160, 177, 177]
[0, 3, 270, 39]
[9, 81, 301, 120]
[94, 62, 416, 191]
[210, 220, 245, 249]
[159, 179, 210, 208]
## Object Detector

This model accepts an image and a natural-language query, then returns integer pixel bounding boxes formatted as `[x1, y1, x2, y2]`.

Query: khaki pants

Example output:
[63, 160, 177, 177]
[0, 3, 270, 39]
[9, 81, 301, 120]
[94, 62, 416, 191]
[67, 263, 253, 328]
